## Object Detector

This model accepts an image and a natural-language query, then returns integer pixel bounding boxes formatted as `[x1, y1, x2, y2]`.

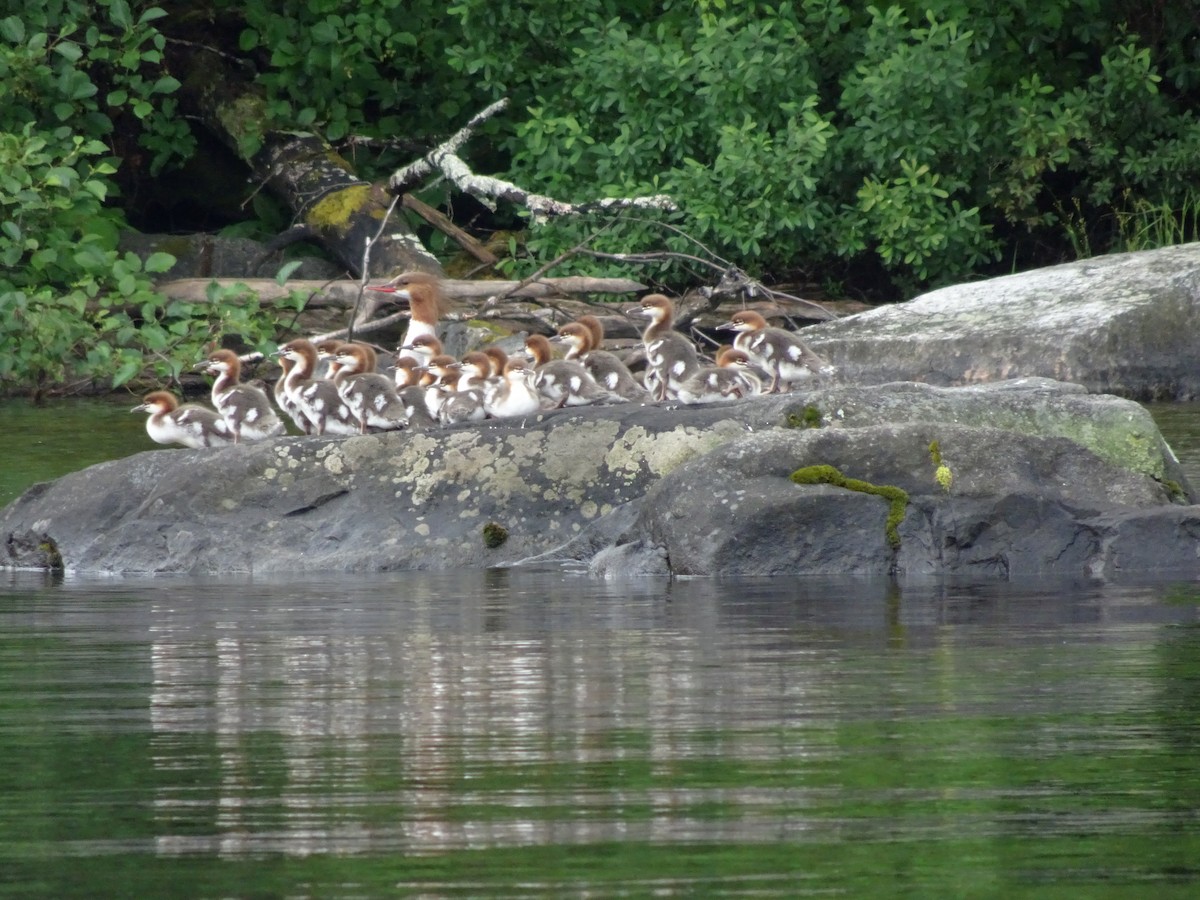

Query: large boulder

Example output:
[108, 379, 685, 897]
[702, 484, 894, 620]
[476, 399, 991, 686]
[804, 243, 1200, 400]
[2, 380, 1195, 579]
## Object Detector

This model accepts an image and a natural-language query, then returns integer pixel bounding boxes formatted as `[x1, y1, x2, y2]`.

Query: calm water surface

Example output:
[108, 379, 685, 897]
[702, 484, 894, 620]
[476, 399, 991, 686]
[4, 400, 1200, 896]
[3, 570, 1200, 897]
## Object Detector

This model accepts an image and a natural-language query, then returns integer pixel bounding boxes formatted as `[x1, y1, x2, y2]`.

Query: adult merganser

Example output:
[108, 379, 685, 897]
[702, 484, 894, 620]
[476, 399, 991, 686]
[717, 310, 835, 393]
[555, 319, 649, 402]
[675, 347, 763, 403]
[524, 333, 623, 408]
[633, 294, 701, 401]
[276, 338, 359, 436]
[332, 342, 409, 433]
[369, 271, 444, 363]
[199, 349, 285, 443]
[132, 390, 234, 448]
[484, 358, 542, 420]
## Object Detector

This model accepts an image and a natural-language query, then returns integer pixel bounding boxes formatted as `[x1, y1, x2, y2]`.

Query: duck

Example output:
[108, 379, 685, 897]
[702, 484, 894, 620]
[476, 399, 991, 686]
[132, 390, 234, 448]
[275, 338, 359, 436]
[674, 348, 763, 404]
[331, 342, 409, 433]
[314, 338, 348, 381]
[399, 333, 444, 370]
[421, 353, 462, 421]
[369, 271, 444, 363]
[717, 310, 835, 393]
[484, 357, 542, 420]
[555, 317, 649, 402]
[633, 294, 701, 401]
[436, 353, 490, 425]
[524, 333, 624, 408]
[272, 352, 310, 434]
[482, 345, 510, 380]
[198, 349, 285, 443]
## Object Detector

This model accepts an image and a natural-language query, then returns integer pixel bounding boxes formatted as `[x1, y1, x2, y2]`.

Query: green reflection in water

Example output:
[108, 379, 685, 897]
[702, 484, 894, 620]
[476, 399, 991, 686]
[0, 396, 153, 507]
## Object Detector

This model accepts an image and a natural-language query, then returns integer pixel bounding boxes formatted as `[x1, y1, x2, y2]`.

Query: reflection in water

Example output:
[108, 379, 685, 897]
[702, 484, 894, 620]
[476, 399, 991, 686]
[4, 569, 1200, 895]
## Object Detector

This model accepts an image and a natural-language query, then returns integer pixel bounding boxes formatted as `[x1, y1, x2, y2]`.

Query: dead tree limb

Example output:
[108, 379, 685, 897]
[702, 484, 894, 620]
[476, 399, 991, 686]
[388, 98, 676, 222]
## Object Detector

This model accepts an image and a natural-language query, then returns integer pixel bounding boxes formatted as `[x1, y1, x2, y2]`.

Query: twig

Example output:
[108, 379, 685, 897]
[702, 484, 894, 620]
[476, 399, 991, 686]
[483, 222, 620, 309]
[349, 192, 402, 341]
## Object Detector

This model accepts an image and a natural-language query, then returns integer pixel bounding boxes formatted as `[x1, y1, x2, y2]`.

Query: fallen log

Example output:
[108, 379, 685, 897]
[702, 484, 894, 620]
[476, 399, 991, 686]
[156, 276, 649, 308]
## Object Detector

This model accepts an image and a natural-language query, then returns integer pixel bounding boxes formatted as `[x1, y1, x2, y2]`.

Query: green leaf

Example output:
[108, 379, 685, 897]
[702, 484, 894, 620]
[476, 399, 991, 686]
[144, 252, 176, 274]
[107, 89, 129, 106]
[54, 41, 83, 63]
[239, 28, 260, 52]
[1, 221, 20, 242]
[137, 7, 168, 25]
[108, 0, 132, 30]
[151, 76, 180, 95]
[0, 16, 23, 42]
[274, 259, 304, 285]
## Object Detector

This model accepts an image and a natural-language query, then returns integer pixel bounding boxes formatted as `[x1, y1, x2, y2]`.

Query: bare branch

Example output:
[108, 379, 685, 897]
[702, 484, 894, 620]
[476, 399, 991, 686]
[349, 192, 403, 338]
[482, 221, 620, 308]
[388, 99, 676, 221]
[389, 98, 511, 191]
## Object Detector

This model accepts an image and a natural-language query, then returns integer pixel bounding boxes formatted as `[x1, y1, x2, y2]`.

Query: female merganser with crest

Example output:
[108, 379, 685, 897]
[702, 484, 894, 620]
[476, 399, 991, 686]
[369, 271, 445, 364]
[132, 390, 234, 448]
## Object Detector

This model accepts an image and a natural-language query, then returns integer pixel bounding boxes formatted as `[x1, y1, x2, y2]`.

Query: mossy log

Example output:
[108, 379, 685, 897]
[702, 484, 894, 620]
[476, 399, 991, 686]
[178, 47, 440, 280]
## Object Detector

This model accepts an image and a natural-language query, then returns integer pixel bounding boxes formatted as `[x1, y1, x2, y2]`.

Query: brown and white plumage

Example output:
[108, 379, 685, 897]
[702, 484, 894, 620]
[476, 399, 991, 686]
[555, 318, 648, 402]
[524, 333, 624, 408]
[275, 339, 358, 436]
[332, 342, 409, 433]
[199, 349, 285, 443]
[369, 271, 445, 364]
[717, 310, 834, 393]
[484, 358, 542, 420]
[633, 294, 701, 401]
[132, 390, 233, 449]
[675, 348, 763, 403]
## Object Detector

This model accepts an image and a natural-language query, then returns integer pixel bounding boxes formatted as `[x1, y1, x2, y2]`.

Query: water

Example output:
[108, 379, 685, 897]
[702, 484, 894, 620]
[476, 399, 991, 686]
[0, 395, 151, 508]
[3, 569, 1200, 897]
[4, 400, 1200, 896]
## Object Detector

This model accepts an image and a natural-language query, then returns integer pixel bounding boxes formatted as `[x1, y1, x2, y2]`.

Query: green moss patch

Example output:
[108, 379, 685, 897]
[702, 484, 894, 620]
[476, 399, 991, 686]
[790, 464, 909, 549]
[482, 521, 509, 549]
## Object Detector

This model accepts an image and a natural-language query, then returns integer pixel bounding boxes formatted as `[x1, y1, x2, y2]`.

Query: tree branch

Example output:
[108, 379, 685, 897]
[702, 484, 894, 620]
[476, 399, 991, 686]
[388, 98, 676, 222]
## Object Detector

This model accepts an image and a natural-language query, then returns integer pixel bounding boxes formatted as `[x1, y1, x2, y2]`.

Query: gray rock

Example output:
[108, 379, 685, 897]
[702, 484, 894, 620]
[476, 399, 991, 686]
[805, 243, 1200, 400]
[617, 422, 1181, 578]
[2, 380, 1196, 580]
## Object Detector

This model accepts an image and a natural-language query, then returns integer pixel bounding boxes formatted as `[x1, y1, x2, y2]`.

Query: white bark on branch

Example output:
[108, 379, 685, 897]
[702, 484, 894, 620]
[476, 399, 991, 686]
[388, 98, 677, 221]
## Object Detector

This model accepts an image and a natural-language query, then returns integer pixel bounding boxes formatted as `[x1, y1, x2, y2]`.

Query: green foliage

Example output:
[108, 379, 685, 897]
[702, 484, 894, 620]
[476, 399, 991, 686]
[442, 1, 1200, 290]
[7, 0, 1200, 396]
[0, 0, 205, 395]
[228, 0, 476, 163]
